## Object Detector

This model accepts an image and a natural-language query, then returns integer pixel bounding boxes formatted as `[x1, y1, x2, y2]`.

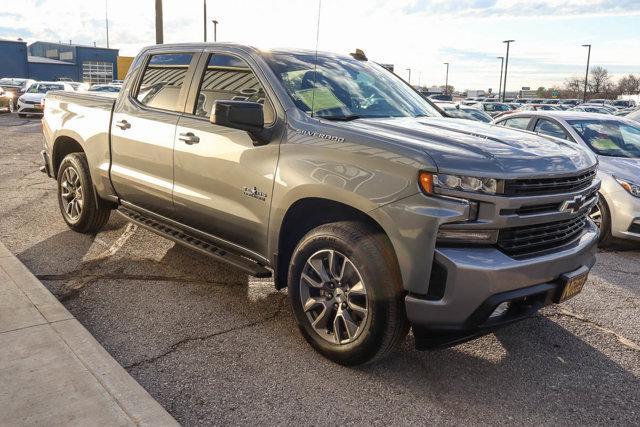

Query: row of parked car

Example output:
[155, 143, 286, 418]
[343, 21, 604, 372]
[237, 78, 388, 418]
[0, 77, 122, 117]
[431, 96, 640, 245]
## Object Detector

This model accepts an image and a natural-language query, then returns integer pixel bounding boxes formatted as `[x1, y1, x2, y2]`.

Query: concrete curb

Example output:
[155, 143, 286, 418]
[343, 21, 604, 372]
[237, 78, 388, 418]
[0, 241, 178, 426]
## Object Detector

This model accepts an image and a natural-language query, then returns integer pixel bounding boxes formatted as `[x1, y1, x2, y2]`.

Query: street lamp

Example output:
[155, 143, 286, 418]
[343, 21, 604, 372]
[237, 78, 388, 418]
[203, 0, 207, 42]
[497, 56, 504, 100]
[406, 68, 411, 85]
[212, 19, 219, 42]
[582, 44, 591, 102]
[502, 40, 514, 102]
[443, 62, 449, 96]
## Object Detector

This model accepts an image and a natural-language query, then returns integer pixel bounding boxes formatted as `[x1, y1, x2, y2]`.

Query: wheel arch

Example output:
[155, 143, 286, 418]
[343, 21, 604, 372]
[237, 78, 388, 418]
[52, 134, 85, 178]
[273, 197, 399, 290]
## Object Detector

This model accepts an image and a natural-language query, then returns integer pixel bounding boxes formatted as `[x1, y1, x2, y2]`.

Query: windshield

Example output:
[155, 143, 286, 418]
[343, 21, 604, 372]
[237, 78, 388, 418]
[262, 52, 440, 120]
[569, 119, 640, 158]
[27, 83, 64, 94]
[0, 78, 27, 87]
[484, 103, 510, 112]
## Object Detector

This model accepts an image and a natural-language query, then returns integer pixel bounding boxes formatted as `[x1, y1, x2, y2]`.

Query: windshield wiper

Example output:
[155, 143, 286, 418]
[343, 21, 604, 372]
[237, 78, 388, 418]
[320, 115, 363, 121]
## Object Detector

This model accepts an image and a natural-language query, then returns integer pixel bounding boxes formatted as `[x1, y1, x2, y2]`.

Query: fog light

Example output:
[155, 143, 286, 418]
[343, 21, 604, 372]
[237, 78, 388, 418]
[436, 229, 498, 244]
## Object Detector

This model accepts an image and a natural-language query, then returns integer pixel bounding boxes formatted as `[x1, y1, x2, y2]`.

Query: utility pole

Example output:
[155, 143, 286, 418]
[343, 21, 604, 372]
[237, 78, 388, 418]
[443, 62, 449, 96]
[406, 68, 411, 85]
[582, 44, 591, 102]
[105, 0, 110, 48]
[212, 19, 218, 42]
[497, 56, 504, 100]
[155, 0, 163, 44]
[502, 40, 514, 102]
[203, 0, 207, 42]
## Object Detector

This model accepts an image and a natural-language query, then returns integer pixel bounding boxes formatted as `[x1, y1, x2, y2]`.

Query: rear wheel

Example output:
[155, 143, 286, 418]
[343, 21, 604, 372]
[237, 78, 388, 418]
[57, 153, 111, 233]
[288, 221, 408, 365]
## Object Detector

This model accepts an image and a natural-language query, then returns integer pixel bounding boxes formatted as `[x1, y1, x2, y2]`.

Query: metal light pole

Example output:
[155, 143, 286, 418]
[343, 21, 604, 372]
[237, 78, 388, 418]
[406, 68, 411, 85]
[497, 56, 504, 100]
[212, 20, 218, 42]
[443, 62, 449, 96]
[105, 0, 109, 48]
[502, 40, 514, 102]
[155, 0, 163, 44]
[203, 0, 207, 42]
[582, 44, 591, 102]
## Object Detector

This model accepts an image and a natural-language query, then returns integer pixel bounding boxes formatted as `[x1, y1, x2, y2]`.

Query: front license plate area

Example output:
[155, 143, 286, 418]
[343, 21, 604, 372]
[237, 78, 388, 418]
[555, 269, 589, 303]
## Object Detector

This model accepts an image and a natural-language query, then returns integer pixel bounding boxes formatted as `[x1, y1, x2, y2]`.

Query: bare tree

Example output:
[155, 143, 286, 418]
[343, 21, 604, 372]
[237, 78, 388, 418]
[588, 66, 612, 96]
[617, 74, 640, 95]
[564, 76, 583, 97]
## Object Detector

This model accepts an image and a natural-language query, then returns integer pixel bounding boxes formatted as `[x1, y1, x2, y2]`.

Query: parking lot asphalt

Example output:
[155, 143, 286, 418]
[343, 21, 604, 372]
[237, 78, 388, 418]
[1, 112, 639, 425]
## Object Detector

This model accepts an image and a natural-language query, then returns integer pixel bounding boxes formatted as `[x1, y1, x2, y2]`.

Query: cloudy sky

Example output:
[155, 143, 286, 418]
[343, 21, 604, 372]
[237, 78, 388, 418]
[1, 0, 639, 91]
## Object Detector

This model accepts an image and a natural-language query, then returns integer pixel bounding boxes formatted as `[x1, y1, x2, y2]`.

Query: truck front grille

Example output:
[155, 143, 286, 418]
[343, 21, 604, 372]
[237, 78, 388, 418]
[497, 213, 588, 257]
[504, 169, 596, 196]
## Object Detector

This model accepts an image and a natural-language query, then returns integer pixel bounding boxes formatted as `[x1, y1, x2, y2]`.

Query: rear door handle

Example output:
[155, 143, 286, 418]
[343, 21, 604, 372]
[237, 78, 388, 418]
[178, 132, 200, 145]
[115, 119, 131, 130]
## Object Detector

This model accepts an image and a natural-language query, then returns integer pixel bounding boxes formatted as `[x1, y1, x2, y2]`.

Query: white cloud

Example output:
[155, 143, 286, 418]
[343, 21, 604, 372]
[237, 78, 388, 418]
[0, 0, 638, 90]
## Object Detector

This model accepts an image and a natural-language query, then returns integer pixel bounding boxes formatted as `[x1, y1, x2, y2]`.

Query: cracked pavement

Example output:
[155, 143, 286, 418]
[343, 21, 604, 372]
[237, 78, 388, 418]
[1, 113, 639, 425]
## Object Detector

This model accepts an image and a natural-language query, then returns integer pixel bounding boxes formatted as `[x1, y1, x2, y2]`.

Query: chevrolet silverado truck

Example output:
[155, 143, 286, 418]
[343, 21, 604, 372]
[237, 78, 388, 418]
[41, 43, 600, 365]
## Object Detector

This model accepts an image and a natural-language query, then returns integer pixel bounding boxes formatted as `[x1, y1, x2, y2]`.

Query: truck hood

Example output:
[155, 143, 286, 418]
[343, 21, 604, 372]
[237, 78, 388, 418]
[20, 92, 46, 103]
[345, 117, 596, 178]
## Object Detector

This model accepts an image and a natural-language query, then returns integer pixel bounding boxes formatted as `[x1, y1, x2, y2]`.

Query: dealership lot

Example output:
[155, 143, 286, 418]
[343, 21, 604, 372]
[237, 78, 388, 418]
[1, 113, 639, 424]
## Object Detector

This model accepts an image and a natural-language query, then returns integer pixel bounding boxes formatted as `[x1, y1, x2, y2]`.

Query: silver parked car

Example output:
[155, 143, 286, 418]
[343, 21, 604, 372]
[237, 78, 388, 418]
[493, 111, 640, 244]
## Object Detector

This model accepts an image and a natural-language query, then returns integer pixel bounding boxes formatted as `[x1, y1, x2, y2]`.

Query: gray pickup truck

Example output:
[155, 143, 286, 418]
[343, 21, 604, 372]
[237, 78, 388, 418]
[41, 43, 600, 365]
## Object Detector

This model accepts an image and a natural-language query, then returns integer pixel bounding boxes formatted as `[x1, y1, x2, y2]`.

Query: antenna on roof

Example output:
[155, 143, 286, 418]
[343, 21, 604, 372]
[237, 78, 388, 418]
[310, 0, 321, 118]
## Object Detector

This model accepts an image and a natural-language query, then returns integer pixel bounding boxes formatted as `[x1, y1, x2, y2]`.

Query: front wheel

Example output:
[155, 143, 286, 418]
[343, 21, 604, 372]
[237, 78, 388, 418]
[57, 153, 111, 233]
[590, 195, 613, 245]
[287, 221, 408, 365]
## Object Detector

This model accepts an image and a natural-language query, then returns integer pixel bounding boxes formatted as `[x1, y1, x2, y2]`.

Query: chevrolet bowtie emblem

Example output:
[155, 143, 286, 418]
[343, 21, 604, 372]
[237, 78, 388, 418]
[560, 195, 587, 214]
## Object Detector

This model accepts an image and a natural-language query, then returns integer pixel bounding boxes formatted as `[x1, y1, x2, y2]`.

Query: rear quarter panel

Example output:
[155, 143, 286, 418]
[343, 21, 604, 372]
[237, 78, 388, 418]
[43, 91, 116, 199]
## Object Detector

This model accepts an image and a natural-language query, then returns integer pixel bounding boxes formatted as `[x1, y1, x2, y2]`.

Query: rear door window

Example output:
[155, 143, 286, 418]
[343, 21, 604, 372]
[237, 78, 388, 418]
[501, 117, 531, 130]
[135, 53, 194, 112]
[534, 119, 568, 139]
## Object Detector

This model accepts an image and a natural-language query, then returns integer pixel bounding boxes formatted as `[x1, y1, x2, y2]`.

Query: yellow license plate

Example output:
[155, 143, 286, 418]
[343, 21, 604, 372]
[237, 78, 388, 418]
[557, 272, 588, 303]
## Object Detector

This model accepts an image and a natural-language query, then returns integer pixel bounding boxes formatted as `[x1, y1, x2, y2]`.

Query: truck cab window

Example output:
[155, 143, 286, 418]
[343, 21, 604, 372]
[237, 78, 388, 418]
[135, 53, 193, 112]
[193, 53, 275, 124]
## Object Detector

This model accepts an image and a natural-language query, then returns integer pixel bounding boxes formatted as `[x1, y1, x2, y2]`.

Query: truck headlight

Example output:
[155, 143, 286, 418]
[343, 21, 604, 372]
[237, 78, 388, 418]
[419, 172, 500, 195]
[615, 177, 640, 198]
[436, 174, 499, 194]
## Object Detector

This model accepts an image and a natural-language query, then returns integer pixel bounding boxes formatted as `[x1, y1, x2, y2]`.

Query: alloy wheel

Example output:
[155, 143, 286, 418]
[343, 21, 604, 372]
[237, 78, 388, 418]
[299, 249, 369, 345]
[60, 166, 83, 222]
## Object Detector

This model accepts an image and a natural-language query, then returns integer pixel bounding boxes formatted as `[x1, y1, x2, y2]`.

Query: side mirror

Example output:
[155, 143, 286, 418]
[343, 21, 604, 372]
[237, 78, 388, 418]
[210, 100, 272, 145]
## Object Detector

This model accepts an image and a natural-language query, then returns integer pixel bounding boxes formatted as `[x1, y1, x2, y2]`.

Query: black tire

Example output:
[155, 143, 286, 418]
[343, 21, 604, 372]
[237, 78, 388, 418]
[18, 113, 26, 118]
[288, 221, 409, 365]
[57, 152, 111, 233]
[592, 195, 613, 246]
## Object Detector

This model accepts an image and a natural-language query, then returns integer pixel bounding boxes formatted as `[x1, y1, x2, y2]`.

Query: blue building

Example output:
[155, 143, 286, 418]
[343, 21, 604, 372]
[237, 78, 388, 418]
[0, 39, 119, 84]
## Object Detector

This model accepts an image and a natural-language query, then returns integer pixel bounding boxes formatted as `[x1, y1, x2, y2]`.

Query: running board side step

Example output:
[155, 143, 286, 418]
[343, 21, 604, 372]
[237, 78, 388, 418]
[117, 208, 272, 278]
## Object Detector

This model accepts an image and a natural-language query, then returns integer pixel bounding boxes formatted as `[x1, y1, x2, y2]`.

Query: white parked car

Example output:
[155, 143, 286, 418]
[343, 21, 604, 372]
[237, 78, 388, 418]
[17, 81, 74, 117]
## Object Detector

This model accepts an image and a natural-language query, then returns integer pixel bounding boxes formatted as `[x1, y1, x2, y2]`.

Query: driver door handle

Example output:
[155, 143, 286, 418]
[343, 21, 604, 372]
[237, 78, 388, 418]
[178, 132, 200, 145]
[115, 119, 131, 130]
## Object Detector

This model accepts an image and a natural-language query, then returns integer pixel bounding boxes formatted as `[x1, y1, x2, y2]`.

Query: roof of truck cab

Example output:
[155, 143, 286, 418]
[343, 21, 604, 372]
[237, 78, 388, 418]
[141, 43, 353, 59]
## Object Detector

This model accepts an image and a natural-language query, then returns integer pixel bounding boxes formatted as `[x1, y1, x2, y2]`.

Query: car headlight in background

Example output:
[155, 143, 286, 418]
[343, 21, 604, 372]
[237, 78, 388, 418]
[419, 172, 500, 195]
[615, 177, 640, 197]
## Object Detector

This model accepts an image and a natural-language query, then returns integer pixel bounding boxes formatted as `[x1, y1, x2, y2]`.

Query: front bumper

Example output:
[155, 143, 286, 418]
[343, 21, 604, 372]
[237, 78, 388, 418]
[609, 188, 640, 242]
[407, 220, 598, 349]
[17, 100, 43, 115]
